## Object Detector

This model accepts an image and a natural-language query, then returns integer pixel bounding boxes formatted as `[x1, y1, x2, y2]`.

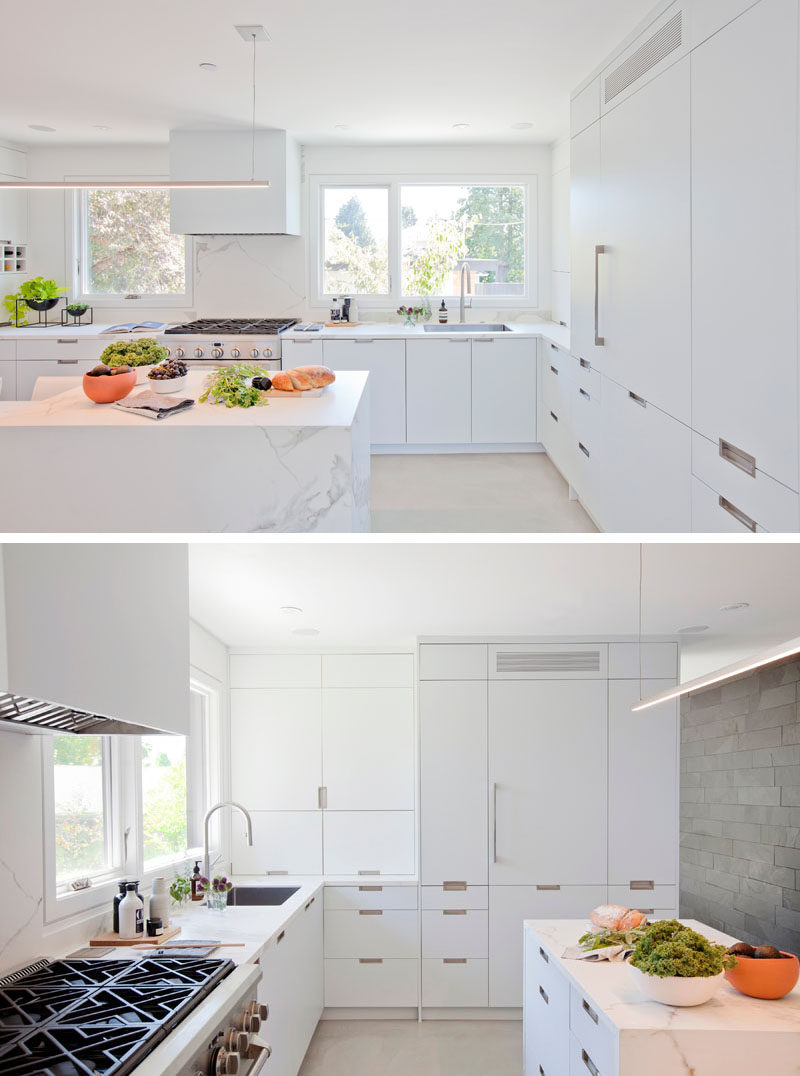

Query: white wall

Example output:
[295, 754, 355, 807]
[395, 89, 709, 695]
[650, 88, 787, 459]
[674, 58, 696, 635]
[551, 137, 570, 327]
[25, 141, 553, 323]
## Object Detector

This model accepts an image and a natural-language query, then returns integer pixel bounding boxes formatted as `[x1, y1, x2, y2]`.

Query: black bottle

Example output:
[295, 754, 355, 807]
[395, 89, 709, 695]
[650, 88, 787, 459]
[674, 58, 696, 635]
[112, 880, 128, 934]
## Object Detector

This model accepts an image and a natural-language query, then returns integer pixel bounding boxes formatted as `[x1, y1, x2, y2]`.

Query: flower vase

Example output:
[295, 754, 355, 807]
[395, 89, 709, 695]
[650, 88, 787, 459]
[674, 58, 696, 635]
[403, 315, 418, 329]
[207, 889, 229, 911]
[421, 298, 433, 322]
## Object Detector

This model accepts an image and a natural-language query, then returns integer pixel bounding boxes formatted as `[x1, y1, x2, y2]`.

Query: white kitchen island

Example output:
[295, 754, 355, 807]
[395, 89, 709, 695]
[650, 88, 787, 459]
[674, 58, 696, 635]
[0, 370, 370, 532]
[524, 920, 800, 1076]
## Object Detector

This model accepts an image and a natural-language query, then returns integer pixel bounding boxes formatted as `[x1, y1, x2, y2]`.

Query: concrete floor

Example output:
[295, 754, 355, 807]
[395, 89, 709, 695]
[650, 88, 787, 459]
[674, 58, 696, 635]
[298, 1019, 522, 1076]
[370, 452, 597, 532]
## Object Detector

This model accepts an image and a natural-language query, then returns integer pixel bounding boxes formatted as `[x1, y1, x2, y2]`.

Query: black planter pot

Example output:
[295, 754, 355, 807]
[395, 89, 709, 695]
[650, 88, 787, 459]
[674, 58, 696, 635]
[25, 297, 60, 312]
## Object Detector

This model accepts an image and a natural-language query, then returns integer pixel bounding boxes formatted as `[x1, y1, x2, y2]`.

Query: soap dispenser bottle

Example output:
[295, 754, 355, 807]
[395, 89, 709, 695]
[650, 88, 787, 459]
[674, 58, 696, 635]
[438, 300, 448, 324]
[191, 860, 203, 901]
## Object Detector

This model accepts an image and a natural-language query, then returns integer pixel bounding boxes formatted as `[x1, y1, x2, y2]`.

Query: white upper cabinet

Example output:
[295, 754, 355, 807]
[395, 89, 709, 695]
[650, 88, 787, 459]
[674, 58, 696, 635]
[230, 688, 322, 811]
[232, 811, 323, 875]
[323, 811, 415, 875]
[322, 688, 414, 810]
[321, 654, 414, 689]
[471, 337, 537, 444]
[608, 679, 678, 886]
[229, 653, 321, 689]
[322, 339, 407, 445]
[599, 57, 691, 424]
[419, 644, 488, 681]
[488, 680, 607, 885]
[691, 0, 799, 491]
[570, 121, 603, 369]
[420, 680, 488, 886]
[406, 338, 471, 444]
[0, 146, 27, 245]
[571, 78, 601, 135]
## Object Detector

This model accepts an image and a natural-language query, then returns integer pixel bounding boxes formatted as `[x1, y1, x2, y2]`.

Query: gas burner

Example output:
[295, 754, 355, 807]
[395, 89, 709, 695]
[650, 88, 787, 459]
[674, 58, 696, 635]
[58, 986, 198, 1029]
[164, 318, 299, 335]
[0, 986, 88, 1029]
[1, 1024, 154, 1076]
[10, 960, 133, 990]
[115, 957, 232, 990]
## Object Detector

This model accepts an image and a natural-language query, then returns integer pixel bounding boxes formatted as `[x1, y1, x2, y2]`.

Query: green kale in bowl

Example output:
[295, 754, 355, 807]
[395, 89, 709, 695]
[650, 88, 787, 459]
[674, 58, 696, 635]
[100, 337, 168, 368]
[629, 920, 736, 978]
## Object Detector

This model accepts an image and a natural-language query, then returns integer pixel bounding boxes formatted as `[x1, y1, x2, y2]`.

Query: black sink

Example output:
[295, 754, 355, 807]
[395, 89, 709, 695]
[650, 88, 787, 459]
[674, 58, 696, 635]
[226, 886, 300, 906]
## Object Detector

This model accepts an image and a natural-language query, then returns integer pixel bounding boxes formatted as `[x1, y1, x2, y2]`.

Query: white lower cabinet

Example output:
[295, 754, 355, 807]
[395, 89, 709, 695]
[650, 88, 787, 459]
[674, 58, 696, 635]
[421, 909, 488, 958]
[0, 358, 15, 400]
[422, 958, 488, 1007]
[539, 346, 573, 479]
[322, 338, 407, 445]
[324, 909, 418, 959]
[490, 886, 607, 1007]
[406, 337, 471, 443]
[569, 987, 616, 1076]
[16, 358, 98, 399]
[691, 475, 771, 533]
[471, 336, 537, 443]
[525, 939, 570, 1076]
[324, 958, 418, 1007]
[281, 337, 324, 366]
[422, 885, 488, 910]
[322, 811, 415, 875]
[325, 885, 418, 911]
[232, 811, 322, 874]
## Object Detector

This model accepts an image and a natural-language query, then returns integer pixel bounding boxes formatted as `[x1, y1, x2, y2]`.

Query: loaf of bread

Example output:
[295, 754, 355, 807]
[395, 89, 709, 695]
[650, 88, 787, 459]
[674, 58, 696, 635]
[589, 905, 648, 931]
[271, 365, 336, 392]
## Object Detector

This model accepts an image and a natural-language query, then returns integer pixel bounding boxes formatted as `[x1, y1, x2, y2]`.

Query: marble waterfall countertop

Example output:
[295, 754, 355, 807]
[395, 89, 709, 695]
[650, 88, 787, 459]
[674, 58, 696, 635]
[283, 318, 570, 349]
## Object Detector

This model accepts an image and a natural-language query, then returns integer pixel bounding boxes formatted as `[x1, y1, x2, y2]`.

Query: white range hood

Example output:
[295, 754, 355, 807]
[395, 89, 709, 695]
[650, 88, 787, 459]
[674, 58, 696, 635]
[169, 129, 301, 236]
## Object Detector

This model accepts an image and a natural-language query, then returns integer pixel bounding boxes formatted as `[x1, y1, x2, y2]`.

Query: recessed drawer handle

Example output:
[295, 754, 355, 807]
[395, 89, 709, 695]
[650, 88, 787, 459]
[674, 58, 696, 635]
[359, 958, 383, 964]
[719, 438, 756, 477]
[443, 909, 467, 915]
[359, 909, 383, 915]
[637, 908, 655, 914]
[539, 1067, 546, 1076]
[550, 364, 558, 375]
[582, 999, 599, 1024]
[719, 495, 756, 532]
[550, 343, 558, 351]
[579, 388, 590, 399]
[443, 881, 467, 891]
[628, 390, 646, 407]
[277, 930, 285, 944]
[582, 1049, 599, 1076]
[358, 870, 380, 876]
[57, 358, 79, 365]
[630, 880, 654, 891]
[549, 411, 558, 422]
[57, 338, 78, 344]
[291, 338, 315, 344]
[318, 786, 327, 809]
[579, 357, 590, 369]
[358, 885, 383, 892]
[536, 884, 560, 891]
[267, 869, 288, 875]
[578, 442, 590, 458]
[355, 339, 377, 344]
[538, 946, 549, 963]
[304, 896, 315, 910]
[539, 985, 549, 1004]
[443, 958, 467, 964]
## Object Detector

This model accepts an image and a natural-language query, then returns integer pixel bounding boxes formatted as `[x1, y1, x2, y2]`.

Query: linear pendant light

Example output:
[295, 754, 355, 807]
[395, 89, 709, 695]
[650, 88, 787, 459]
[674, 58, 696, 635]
[0, 32, 269, 191]
[631, 634, 800, 712]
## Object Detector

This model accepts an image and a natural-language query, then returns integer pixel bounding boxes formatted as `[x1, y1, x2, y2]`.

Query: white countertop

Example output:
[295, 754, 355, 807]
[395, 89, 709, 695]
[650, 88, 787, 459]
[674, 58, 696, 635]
[526, 919, 800, 1033]
[0, 369, 368, 429]
[284, 319, 570, 349]
[0, 323, 127, 340]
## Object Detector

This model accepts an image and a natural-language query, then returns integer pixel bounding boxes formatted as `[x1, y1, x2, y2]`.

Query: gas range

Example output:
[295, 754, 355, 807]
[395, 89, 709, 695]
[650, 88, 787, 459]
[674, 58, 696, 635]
[160, 318, 300, 371]
[0, 956, 269, 1076]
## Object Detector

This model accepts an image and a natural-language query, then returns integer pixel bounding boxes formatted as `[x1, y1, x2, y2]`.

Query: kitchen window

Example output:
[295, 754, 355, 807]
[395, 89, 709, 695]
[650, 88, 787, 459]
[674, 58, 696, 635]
[72, 187, 192, 305]
[52, 734, 118, 886]
[311, 176, 534, 307]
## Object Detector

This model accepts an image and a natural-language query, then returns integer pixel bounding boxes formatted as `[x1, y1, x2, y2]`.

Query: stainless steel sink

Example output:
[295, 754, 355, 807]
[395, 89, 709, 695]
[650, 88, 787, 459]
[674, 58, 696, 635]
[423, 323, 512, 333]
[226, 886, 300, 906]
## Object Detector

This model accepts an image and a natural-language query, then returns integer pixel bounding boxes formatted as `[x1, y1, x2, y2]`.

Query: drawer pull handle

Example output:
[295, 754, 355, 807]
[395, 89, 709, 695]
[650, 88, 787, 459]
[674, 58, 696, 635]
[355, 338, 377, 344]
[443, 958, 467, 964]
[550, 364, 558, 375]
[582, 1050, 599, 1076]
[594, 245, 606, 346]
[267, 870, 288, 876]
[539, 1067, 546, 1076]
[359, 958, 383, 964]
[443, 909, 467, 915]
[291, 338, 315, 344]
[536, 884, 560, 891]
[57, 358, 79, 365]
[539, 985, 549, 1004]
[358, 885, 383, 892]
[318, 786, 327, 809]
[304, 896, 315, 910]
[582, 999, 599, 1024]
[277, 930, 285, 944]
[443, 881, 467, 891]
[358, 870, 380, 876]
[578, 442, 590, 458]
[539, 946, 549, 963]
[579, 388, 590, 399]
[550, 343, 558, 351]
[630, 880, 654, 891]
[719, 495, 756, 532]
[549, 410, 558, 423]
[637, 908, 655, 914]
[579, 357, 590, 369]
[719, 438, 756, 477]
[628, 390, 646, 407]
[359, 909, 383, 915]
[57, 338, 78, 344]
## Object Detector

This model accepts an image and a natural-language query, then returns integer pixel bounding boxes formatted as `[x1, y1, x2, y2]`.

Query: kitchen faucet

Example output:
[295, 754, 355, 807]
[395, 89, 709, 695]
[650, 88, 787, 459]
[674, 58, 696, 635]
[203, 801, 253, 892]
[459, 262, 472, 323]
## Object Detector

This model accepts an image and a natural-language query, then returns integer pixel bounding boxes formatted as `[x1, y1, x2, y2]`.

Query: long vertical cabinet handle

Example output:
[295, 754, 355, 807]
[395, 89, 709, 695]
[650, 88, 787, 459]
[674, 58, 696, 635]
[594, 245, 606, 346]
[492, 782, 498, 863]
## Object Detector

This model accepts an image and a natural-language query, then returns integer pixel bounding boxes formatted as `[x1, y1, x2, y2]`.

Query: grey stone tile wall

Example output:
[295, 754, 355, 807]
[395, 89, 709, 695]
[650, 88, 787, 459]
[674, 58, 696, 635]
[679, 658, 800, 956]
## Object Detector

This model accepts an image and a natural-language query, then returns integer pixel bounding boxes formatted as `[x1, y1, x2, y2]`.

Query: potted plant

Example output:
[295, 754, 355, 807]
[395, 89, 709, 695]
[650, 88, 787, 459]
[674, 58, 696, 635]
[100, 337, 169, 383]
[396, 305, 424, 328]
[628, 920, 737, 1006]
[3, 278, 68, 326]
[168, 873, 192, 909]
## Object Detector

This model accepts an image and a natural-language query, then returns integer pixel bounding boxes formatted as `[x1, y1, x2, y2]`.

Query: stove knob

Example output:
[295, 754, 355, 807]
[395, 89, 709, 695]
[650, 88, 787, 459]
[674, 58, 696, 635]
[194, 347, 204, 359]
[230, 347, 240, 359]
[223, 1028, 249, 1054]
[214, 1047, 240, 1075]
[174, 347, 185, 359]
[249, 348, 260, 359]
[261, 347, 273, 359]
[164, 346, 171, 357]
[250, 1001, 269, 1022]
[211, 347, 223, 359]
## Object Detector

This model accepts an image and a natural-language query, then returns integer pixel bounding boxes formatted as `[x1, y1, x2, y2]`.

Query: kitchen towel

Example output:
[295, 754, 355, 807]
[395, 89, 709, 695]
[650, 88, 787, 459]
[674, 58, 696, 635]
[114, 390, 194, 420]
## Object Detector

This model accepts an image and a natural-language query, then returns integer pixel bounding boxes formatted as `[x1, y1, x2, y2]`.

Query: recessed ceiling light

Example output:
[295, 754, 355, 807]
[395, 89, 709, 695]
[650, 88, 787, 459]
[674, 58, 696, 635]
[28, 124, 56, 132]
[292, 627, 320, 637]
[511, 122, 534, 130]
[199, 62, 217, 71]
[676, 624, 710, 634]
[452, 122, 470, 129]
[334, 124, 350, 131]
[92, 124, 111, 132]
[279, 605, 303, 615]
[720, 601, 750, 612]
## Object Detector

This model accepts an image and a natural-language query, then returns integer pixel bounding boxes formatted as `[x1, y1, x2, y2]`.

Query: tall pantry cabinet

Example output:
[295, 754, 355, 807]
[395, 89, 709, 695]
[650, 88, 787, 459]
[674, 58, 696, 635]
[419, 641, 679, 1010]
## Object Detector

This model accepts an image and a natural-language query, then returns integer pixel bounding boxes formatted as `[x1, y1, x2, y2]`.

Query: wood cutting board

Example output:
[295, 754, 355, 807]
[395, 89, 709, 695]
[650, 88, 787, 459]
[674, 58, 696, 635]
[267, 386, 324, 398]
[324, 321, 361, 327]
[90, 925, 181, 947]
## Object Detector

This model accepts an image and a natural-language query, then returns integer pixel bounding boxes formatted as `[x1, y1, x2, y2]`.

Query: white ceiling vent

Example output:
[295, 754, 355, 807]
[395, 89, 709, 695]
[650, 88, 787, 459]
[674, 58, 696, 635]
[490, 645, 607, 678]
[604, 10, 683, 104]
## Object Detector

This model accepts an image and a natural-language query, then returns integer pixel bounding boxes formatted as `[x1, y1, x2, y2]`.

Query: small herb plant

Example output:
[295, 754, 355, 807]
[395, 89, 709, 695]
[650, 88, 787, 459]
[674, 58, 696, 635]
[169, 873, 192, 906]
[199, 364, 271, 408]
[629, 920, 737, 978]
[3, 278, 68, 325]
[579, 925, 647, 952]
[100, 338, 168, 368]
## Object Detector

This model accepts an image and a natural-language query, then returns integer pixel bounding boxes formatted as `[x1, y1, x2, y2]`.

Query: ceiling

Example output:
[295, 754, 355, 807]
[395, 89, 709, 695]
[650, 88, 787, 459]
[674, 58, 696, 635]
[188, 541, 800, 677]
[3, 0, 657, 148]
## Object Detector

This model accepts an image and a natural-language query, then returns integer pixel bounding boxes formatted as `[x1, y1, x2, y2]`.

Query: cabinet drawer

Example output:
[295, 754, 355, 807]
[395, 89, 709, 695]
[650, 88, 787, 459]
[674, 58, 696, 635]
[569, 355, 602, 401]
[422, 958, 488, 1007]
[528, 960, 570, 1076]
[323, 909, 418, 958]
[324, 885, 418, 911]
[0, 341, 15, 361]
[16, 359, 98, 400]
[421, 885, 488, 910]
[324, 958, 418, 1007]
[282, 337, 324, 364]
[569, 1030, 613, 1076]
[541, 349, 570, 413]
[0, 358, 15, 400]
[570, 989, 615, 1075]
[692, 431, 799, 532]
[421, 908, 488, 958]
[607, 884, 677, 911]
[530, 938, 570, 1013]
[17, 338, 106, 361]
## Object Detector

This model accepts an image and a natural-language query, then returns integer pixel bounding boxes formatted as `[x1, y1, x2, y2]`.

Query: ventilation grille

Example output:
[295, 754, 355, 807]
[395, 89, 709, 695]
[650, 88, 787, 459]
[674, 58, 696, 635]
[0, 692, 156, 735]
[604, 11, 682, 104]
[495, 650, 602, 674]
[0, 959, 50, 986]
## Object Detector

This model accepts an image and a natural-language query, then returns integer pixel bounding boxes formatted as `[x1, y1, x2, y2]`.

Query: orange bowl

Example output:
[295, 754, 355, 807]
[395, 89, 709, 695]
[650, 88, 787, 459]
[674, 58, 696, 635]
[725, 952, 799, 999]
[82, 370, 137, 404]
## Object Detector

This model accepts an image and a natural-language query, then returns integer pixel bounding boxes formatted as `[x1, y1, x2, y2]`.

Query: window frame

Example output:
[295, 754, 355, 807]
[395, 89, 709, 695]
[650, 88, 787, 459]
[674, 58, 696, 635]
[309, 173, 537, 309]
[68, 184, 194, 307]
